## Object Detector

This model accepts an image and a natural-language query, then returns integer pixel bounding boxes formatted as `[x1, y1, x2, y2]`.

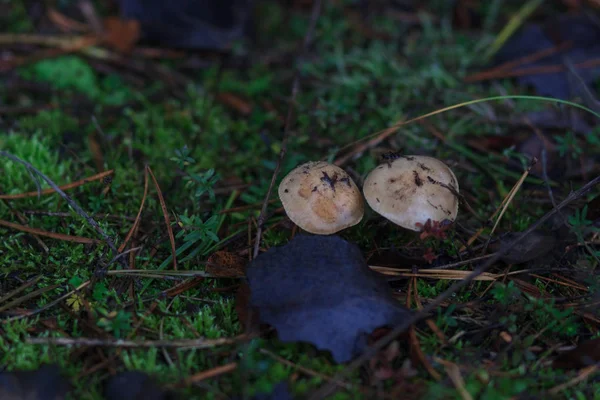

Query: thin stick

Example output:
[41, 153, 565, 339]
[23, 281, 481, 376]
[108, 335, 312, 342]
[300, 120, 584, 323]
[252, 0, 324, 259]
[307, 174, 600, 400]
[26, 335, 247, 349]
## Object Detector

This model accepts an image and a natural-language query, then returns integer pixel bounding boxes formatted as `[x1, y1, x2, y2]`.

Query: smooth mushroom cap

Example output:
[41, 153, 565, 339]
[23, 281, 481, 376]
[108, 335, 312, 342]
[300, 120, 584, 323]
[278, 161, 365, 235]
[363, 155, 459, 231]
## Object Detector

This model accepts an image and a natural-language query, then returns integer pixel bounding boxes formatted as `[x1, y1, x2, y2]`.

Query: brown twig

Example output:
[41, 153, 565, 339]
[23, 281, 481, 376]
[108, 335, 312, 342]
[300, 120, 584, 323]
[252, 0, 324, 259]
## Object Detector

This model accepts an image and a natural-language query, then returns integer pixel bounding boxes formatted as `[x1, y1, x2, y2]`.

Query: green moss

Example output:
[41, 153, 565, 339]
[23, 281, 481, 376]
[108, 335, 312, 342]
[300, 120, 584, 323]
[0, 131, 73, 196]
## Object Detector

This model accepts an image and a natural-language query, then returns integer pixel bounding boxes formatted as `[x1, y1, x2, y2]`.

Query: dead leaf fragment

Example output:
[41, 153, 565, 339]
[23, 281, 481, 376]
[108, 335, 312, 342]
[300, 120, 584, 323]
[494, 231, 557, 265]
[246, 234, 412, 363]
[553, 338, 600, 369]
[206, 251, 247, 277]
[102, 17, 140, 53]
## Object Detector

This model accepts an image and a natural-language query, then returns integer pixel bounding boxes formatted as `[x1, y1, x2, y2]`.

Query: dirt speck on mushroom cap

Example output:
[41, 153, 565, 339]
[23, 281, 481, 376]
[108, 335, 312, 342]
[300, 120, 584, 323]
[363, 156, 459, 231]
[278, 161, 364, 234]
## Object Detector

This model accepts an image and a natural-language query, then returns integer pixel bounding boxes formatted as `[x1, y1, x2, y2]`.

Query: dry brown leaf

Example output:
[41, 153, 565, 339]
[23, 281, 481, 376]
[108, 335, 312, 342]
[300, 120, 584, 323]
[102, 17, 141, 53]
[206, 251, 247, 277]
[553, 338, 600, 369]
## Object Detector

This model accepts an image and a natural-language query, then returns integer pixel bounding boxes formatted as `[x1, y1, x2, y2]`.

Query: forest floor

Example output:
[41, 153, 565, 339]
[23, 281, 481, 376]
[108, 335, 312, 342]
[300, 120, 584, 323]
[1, 1, 599, 399]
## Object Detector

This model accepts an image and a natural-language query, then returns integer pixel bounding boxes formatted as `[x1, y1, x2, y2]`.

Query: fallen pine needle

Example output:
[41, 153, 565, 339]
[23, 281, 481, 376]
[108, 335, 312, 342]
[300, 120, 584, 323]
[147, 165, 177, 270]
[173, 363, 238, 388]
[370, 266, 499, 281]
[548, 365, 598, 395]
[435, 357, 473, 400]
[488, 158, 536, 239]
[0, 276, 42, 305]
[0, 219, 100, 244]
[0, 169, 114, 200]
[118, 167, 149, 252]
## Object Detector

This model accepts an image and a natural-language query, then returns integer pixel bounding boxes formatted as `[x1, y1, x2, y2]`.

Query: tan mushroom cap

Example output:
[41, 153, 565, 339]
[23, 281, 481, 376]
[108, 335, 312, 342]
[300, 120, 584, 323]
[278, 161, 365, 235]
[363, 155, 459, 231]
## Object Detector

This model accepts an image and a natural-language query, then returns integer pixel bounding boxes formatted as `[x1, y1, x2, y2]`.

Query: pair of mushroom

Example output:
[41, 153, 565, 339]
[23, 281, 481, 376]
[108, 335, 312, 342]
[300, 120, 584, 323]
[277, 155, 459, 235]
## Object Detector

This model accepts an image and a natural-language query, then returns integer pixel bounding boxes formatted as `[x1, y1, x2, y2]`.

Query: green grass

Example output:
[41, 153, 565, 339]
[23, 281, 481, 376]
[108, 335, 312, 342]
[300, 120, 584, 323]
[1, 0, 600, 399]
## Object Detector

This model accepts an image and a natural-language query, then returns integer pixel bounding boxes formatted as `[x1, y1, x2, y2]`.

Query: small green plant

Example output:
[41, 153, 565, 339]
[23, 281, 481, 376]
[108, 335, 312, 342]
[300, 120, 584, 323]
[567, 204, 600, 268]
[171, 146, 220, 203]
[524, 296, 579, 337]
[554, 131, 583, 159]
[436, 304, 458, 331]
[166, 213, 220, 266]
[492, 281, 522, 306]
[96, 309, 132, 338]
[568, 204, 595, 240]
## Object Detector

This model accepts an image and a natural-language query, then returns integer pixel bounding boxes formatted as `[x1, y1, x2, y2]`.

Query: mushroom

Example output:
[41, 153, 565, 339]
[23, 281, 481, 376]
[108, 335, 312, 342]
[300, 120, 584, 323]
[278, 161, 365, 235]
[362, 155, 459, 231]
